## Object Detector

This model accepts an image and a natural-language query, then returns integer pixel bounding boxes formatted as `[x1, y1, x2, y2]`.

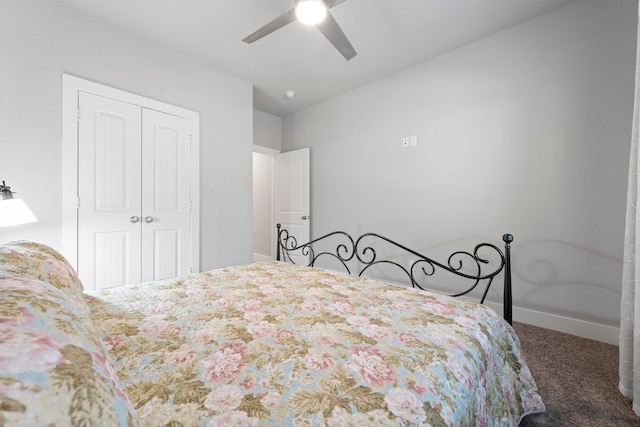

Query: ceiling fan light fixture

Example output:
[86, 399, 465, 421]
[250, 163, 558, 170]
[296, 0, 327, 25]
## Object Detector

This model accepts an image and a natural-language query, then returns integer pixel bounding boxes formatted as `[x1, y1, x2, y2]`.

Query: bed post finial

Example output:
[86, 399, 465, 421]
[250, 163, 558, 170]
[276, 223, 282, 261]
[502, 233, 513, 325]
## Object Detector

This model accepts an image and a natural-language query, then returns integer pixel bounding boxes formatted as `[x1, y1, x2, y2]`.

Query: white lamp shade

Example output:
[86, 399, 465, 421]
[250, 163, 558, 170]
[0, 198, 37, 227]
[296, 0, 327, 25]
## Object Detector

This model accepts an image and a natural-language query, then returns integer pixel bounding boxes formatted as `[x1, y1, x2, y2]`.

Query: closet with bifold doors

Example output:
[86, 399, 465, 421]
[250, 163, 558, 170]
[71, 86, 199, 290]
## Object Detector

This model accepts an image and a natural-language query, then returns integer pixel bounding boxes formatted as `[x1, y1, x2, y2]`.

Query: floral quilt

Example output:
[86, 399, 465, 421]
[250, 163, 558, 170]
[0, 241, 137, 427]
[85, 261, 544, 426]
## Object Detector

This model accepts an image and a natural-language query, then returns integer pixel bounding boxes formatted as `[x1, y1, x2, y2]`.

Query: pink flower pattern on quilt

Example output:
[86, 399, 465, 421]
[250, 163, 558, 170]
[82, 261, 545, 426]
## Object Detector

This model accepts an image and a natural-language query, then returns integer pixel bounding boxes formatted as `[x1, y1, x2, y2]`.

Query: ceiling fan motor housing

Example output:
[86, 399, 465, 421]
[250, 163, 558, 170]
[295, 0, 328, 26]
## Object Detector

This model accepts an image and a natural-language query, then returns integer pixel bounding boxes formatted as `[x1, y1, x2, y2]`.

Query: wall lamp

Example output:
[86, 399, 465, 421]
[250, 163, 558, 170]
[0, 181, 37, 227]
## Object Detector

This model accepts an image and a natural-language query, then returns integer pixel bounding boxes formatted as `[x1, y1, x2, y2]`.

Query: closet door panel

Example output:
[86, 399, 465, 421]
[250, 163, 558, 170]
[78, 92, 142, 289]
[94, 232, 129, 286]
[153, 229, 180, 279]
[141, 109, 192, 282]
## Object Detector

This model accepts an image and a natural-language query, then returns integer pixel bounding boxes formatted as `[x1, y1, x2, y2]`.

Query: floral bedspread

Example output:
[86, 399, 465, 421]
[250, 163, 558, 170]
[0, 241, 137, 426]
[85, 261, 544, 426]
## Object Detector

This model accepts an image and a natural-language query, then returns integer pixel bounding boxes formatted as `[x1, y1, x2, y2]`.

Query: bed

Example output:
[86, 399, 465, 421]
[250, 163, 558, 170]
[0, 230, 544, 426]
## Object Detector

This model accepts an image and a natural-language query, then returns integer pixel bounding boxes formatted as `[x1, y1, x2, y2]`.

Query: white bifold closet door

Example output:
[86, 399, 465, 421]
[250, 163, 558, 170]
[78, 91, 191, 289]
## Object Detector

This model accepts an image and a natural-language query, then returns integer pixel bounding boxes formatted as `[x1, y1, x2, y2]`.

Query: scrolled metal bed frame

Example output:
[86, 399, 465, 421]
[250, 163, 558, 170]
[276, 224, 514, 325]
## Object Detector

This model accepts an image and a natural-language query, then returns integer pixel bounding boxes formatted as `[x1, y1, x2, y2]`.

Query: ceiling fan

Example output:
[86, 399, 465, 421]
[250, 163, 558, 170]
[242, 0, 357, 61]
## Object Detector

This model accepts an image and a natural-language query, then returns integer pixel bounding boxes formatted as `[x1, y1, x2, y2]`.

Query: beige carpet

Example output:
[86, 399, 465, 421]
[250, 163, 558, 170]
[515, 322, 640, 426]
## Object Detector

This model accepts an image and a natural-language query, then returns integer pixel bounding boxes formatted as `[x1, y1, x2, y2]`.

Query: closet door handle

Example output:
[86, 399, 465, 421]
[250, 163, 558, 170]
[144, 216, 154, 223]
[130, 216, 140, 223]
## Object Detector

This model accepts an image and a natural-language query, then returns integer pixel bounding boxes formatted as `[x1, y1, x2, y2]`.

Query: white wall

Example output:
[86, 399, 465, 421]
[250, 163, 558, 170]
[0, 0, 254, 270]
[282, 0, 637, 343]
[254, 109, 282, 151]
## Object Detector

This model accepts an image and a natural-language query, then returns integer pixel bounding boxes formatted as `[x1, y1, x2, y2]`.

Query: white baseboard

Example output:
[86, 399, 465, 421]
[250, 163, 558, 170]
[253, 253, 273, 263]
[485, 301, 619, 346]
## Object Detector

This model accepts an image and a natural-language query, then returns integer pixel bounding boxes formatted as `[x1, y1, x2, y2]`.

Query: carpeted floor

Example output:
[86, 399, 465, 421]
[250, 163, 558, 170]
[514, 322, 640, 426]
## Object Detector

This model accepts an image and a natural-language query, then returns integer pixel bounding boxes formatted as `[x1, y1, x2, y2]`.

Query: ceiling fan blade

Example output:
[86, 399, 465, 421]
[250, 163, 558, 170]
[324, 0, 348, 9]
[316, 11, 357, 60]
[242, 8, 297, 44]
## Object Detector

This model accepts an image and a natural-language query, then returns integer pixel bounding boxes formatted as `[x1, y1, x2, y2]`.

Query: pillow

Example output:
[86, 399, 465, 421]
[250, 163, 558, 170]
[0, 241, 87, 316]
[0, 277, 138, 426]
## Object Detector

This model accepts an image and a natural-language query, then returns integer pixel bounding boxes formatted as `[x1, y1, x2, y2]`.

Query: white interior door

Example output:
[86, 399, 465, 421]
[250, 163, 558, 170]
[78, 92, 142, 289]
[141, 109, 192, 282]
[274, 148, 310, 264]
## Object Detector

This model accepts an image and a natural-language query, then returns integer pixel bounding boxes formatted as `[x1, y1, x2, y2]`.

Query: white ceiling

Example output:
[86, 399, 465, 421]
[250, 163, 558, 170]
[57, 0, 577, 117]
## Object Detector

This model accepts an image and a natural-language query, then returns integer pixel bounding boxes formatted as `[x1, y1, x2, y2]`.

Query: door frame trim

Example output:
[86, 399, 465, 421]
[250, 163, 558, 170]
[61, 74, 200, 275]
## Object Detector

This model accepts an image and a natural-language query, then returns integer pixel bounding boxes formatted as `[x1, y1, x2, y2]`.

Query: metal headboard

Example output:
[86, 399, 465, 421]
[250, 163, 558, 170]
[276, 224, 513, 324]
